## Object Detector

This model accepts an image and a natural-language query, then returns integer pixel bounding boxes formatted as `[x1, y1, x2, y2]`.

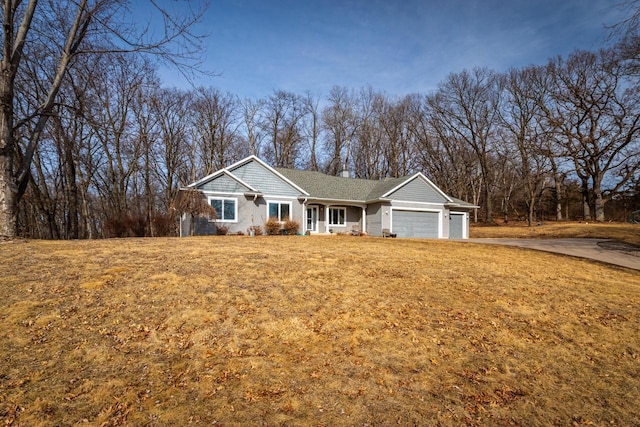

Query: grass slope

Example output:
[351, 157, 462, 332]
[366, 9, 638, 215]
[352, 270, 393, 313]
[470, 221, 640, 245]
[1, 236, 639, 426]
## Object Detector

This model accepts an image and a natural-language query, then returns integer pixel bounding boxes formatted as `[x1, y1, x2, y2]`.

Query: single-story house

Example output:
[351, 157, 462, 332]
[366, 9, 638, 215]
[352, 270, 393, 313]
[180, 156, 478, 238]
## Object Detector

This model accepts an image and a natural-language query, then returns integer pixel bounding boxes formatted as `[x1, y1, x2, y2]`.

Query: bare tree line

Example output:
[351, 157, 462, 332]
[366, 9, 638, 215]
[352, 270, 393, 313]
[3, 1, 640, 238]
[15, 46, 640, 238]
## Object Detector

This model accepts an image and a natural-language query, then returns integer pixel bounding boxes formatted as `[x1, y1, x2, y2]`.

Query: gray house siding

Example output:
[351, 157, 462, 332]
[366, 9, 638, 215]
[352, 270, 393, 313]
[387, 177, 448, 204]
[345, 206, 362, 233]
[196, 173, 248, 193]
[234, 196, 264, 234]
[366, 203, 383, 236]
[262, 197, 305, 234]
[182, 194, 263, 235]
[230, 161, 301, 198]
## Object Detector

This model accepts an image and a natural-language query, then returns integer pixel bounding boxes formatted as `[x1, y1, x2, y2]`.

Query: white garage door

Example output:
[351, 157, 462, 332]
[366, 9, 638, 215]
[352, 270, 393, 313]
[449, 213, 465, 239]
[392, 210, 440, 238]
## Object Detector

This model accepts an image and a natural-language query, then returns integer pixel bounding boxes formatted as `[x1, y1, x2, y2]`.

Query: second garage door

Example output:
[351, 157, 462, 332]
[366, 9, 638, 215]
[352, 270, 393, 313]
[392, 210, 440, 238]
[449, 213, 465, 239]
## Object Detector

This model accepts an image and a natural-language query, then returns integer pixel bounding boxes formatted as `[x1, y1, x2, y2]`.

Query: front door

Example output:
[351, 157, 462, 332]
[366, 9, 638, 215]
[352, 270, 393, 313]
[306, 207, 318, 232]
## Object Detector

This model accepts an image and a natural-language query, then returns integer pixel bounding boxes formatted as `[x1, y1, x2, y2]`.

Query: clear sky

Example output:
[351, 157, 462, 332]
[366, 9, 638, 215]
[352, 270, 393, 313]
[150, 0, 627, 99]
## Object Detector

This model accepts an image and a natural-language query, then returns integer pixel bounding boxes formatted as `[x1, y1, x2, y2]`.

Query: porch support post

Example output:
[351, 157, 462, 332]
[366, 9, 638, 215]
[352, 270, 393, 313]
[362, 206, 366, 234]
[302, 200, 307, 233]
[325, 204, 330, 233]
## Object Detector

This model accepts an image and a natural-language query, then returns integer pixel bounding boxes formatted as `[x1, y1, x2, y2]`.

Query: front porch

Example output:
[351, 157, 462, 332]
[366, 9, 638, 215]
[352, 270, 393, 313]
[303, 201, 366, 235]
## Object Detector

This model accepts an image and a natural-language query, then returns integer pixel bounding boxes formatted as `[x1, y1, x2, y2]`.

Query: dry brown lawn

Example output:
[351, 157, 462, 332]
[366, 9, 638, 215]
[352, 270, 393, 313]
[1, 235, 639, 426]
[470, 221, 640, 245]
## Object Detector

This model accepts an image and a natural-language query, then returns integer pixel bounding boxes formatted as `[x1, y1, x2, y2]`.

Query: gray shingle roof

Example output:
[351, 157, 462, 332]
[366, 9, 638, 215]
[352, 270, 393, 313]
[447, 196, 479, 209]
[275, 168, 392, 202]
[275, 167, 477, 209]
[365, 176, 413, 200]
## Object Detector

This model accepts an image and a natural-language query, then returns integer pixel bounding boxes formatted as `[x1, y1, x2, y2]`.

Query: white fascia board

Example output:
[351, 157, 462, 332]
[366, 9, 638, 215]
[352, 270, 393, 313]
[223, 155, 260, 172]
[248, 156, 310, 196]
[364, 197, 392, 204]
[381, 173, 453, 203]
[188, 168, 258, 192]
[186, 171, 224, 188]
[446, 202, 480, 209]
[224, 171, 259, 192]
[187, 155, 259, 189]
[226, 155, 309, 196]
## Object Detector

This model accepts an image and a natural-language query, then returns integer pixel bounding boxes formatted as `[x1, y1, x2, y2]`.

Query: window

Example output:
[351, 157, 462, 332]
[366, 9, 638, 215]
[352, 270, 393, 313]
[209, 197, 237, 222]
[329, 207, 346, 226]
[268, 201, 291, 222]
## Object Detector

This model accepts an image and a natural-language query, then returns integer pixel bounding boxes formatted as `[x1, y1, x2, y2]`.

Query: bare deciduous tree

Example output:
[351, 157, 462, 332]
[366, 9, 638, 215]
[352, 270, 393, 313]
[240, 97, 264, 157]
[152, 88, 192, 212]
[543, 50, 640, 222]
[192, 87, 243, 175]
[262, 90, 305, 168]
[428, 68, 503, 222]
[302, 91, 322, 171]
[173, 188, 216, 237]
[322, 86, 359, 175]
[0, 0, 206, 238]
[499, 66, 551, 225]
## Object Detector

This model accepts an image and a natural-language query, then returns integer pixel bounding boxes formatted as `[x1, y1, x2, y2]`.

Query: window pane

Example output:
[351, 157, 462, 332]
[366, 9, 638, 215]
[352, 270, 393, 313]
[224, 199, 235, 220]
[269, 203, 278, 219]
[329, 208, 345, 225]
[280, 204, 290, 221]
[210, 199, 222, 218]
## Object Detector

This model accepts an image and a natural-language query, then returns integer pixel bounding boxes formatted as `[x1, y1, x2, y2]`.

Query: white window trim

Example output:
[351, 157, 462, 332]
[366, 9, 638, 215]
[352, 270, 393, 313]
[328, 207, 347, 227]
[267, 200, 293, 222]
[208, 196, 238, 223]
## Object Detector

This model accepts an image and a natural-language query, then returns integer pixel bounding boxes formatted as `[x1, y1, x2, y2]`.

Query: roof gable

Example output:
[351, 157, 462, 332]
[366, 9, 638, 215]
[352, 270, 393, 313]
[195, 171, 253, 193]
[365, 176, 412, 200]
[227, 156, 308, 197]
[188, 169, 256, 193]
[383, 174, 452, 203]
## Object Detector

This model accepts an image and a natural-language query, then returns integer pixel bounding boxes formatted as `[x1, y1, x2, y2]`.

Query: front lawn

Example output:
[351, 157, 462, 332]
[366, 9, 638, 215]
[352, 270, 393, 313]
[1, 236, 638, 425]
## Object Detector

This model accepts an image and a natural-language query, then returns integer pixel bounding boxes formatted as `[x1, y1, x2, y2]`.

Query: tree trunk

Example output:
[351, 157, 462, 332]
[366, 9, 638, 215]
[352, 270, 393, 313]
[548, 156, 563, 221]
[593, 178, 606, 222]
[0, 76, 17, 238]
[581, 177, 592, 221]
[483, 182, 493, 222]
[63, 141, 79, 239]
[526, 193, 536, 227]
[555, 178, 563, 221]
[0, 153, 17, 238]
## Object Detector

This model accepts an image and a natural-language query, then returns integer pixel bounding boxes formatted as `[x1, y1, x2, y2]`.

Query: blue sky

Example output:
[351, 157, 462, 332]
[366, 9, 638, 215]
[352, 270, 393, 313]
[151, 0, 626, 99]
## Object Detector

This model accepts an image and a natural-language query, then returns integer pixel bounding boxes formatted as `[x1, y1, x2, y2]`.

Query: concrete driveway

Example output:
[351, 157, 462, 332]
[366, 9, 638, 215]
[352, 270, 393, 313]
[463, 238, 640, 271]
